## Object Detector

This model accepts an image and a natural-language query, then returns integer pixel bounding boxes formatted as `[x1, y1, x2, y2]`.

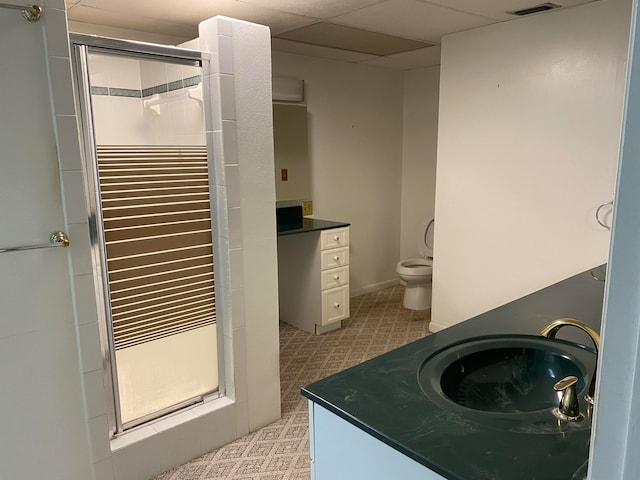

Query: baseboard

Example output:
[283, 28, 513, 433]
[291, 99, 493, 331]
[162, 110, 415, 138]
[350, 278, 400, 298]
[428, 321, 447, 333]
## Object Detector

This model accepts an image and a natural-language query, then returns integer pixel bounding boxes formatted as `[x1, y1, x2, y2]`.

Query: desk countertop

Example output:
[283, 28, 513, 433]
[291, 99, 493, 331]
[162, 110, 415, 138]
[277, 218, 350, 236]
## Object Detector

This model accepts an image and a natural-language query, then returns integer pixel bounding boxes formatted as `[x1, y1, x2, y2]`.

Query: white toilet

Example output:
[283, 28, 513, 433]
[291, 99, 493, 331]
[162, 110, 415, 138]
[396, 219, 434, 310]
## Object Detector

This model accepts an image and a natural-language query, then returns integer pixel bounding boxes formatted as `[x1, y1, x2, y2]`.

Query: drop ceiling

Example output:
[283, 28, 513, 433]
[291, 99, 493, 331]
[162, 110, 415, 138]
[66, 0, 597, 70]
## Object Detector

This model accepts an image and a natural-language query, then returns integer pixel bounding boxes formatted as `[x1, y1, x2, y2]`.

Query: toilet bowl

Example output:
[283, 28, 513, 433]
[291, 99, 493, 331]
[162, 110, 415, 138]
[397, 219, 434, 310]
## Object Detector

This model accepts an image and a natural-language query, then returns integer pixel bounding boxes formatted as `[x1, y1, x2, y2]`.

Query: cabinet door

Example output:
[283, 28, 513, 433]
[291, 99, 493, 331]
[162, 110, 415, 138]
[321, 287, 349, 325]
[310, 402, 446, 480]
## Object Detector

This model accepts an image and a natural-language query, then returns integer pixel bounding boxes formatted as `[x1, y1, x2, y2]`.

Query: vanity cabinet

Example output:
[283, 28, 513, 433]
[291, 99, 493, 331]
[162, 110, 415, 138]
[309, 401, 446, 480]
[277, 225, 350, 335]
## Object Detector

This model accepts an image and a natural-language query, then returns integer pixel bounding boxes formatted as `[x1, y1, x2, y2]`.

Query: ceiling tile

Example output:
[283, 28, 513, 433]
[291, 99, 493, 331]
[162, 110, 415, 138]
[67, 5, 197, 38]
[68, 0, 316, 37]
[240, 0, 385, 19]
[331, 0, 498, 43]
[276, 22, 433, 56]
[272, 38, 379, 63]
[420, 0, 593, 21]
[359, 45, 441, 69]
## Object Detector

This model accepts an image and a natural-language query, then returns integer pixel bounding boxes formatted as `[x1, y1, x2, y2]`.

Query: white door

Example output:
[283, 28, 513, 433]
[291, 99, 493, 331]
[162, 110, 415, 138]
[0, 7, 92, 480]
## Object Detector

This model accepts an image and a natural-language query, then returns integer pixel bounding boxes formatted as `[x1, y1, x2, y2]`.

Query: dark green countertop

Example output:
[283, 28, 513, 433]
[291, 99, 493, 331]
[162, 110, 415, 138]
[302, 267, 606, 480]
[277, 218, 350, 236]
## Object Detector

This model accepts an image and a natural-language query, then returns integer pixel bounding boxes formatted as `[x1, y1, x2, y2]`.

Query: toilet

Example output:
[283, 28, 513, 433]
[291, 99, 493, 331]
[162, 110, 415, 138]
[396, 219, 434, 310]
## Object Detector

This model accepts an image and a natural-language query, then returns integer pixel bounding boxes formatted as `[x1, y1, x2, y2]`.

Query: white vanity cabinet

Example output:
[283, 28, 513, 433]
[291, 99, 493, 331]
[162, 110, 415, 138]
[277, 225, 350, 335]
[309, 402, 447, 480]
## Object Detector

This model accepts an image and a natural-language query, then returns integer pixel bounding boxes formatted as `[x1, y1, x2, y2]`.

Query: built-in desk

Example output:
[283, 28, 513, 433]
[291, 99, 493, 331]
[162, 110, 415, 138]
[277, 218, 351, 335]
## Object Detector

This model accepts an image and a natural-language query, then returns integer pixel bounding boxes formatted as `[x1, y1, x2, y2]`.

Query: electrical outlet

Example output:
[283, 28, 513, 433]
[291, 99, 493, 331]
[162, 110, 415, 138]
[302, 201, 313, 216]
[281, 169, 288, 181]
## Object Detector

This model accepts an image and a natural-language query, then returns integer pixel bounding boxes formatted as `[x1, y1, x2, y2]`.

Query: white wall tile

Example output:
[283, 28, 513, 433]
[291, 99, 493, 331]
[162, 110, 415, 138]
[224, 165, 240, 207]
[0, 252, 74, 337]
[230, 288, 246, 331]
[184, 95, 206, 135]
[108, 56, 142, 90]
[72, 273, 99, 325]
[166, 62, 183, 83]
[222, 333, 235, 399]
[219, 74, 236, 121]
[229, 248, 244, 291]
[216, 17, 234, 37]
[231, 329, 247, 403]
[55, 114, 83, 171]
[208, 131, 225, 185]
[155, 421, 202, 473]
[87, 53, 110, 87]
[196, 404, 238, 456]
[44, 8, 70, 58]
[168, 99, 187, 136]
[218, 35, 234, 74]
[199, 18, 220, 52]
[222, 120, 238, 165]
[79, 322, 103, 373]
[44, 0, 65, 9]
[234, 402, 250, 438]
[61, 170, 88, 224]
[93, 457, 115, 480]
[83, 369, 108, 419]
[49, 56, 76, 115]
[88, 415, 111, 463]
[112, 433, 164, 480]
[204, 74, 222, 132]
[67, 223, 93, 276]
[227, 207, 242, 250]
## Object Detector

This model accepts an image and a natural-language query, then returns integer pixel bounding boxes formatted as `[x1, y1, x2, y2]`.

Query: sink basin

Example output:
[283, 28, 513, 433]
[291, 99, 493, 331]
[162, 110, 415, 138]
[418, 335, 596, 428]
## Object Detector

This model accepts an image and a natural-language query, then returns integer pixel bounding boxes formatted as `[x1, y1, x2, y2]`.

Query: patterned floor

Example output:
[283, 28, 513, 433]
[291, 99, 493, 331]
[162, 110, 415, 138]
[155, 285, 431, 480]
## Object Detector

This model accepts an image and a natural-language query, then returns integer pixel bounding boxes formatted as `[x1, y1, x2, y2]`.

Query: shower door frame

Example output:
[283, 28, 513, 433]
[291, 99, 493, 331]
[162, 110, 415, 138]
[70, 34, 225, 436]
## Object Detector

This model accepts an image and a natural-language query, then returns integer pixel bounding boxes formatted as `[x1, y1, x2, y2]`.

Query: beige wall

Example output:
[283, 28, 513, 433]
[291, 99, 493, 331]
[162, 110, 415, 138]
[400, 66, 440, 260]
[272, 52, 405, 295]
[431, 0, 631, 331]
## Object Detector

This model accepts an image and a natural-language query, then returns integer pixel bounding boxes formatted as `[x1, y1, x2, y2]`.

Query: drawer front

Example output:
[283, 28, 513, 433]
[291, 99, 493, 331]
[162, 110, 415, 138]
[321, 286, 350, 325]
[321, 247, 349, 270]
[321, 227, 350, 250]
[321, 266, 349, 290]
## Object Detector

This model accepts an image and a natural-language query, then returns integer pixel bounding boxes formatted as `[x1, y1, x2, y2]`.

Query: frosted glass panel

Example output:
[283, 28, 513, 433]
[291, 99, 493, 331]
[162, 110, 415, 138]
[116, 324, 218, 423]
[86, 51, 218, 429]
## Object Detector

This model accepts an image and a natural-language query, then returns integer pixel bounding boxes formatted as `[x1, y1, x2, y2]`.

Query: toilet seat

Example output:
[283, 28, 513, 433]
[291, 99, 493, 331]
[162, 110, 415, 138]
[396, 258, 433, 277]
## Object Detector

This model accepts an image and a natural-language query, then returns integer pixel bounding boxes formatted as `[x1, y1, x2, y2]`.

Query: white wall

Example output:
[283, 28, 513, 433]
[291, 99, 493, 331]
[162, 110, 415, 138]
[272, 52, 405, 295]
[400, 66, 440, 260]
[431, 0, 631, 331]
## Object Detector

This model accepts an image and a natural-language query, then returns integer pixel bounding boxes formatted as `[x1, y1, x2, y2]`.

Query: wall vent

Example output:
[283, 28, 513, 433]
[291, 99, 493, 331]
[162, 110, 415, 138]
[507, 2, 561, 16]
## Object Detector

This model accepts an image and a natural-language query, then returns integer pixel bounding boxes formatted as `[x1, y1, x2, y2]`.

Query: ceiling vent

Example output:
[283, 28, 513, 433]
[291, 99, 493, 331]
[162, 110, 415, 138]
[507, 2, 561, 16]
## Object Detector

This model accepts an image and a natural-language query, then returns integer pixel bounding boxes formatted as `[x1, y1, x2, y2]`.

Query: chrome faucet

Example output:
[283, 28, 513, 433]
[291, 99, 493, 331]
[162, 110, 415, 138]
[541, 318, 600, 404]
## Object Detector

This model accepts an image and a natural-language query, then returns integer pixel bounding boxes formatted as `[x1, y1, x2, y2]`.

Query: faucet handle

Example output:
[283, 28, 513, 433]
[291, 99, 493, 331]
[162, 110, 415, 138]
[553, 375, 584, 422]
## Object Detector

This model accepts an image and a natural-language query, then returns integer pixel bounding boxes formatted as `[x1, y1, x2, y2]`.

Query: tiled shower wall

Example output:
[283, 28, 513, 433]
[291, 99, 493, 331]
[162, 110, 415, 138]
[88, 53, 206, 146]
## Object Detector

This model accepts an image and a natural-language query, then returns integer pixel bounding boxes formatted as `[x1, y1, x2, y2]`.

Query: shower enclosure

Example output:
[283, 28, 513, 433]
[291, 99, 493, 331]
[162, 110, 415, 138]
[71, 35, 222, 434]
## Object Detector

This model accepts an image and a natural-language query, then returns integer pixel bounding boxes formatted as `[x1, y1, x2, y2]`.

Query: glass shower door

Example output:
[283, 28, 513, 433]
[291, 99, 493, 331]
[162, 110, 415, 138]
[73, 39, 220, 432]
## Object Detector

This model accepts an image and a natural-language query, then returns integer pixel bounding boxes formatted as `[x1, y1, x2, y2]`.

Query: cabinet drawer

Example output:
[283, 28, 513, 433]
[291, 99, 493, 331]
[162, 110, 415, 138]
[321, 286, 350, 325]
[321, 228, 349, 250]
[321, 266, 349, 290]
[321, 247, 349, 270]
